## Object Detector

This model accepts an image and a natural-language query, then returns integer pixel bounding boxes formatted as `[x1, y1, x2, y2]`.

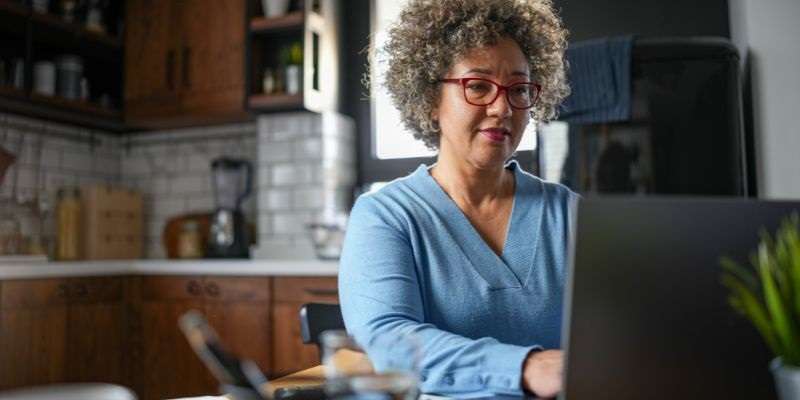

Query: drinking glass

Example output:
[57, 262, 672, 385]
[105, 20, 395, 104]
[321, 329, 420, 400]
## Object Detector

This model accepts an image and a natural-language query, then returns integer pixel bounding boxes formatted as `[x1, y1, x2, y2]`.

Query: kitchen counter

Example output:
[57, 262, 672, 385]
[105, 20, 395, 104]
[0, 259, 339, 279]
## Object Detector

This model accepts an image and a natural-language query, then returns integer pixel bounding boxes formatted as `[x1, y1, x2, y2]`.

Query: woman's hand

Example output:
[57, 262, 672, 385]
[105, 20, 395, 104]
[521, 349, 564, 398]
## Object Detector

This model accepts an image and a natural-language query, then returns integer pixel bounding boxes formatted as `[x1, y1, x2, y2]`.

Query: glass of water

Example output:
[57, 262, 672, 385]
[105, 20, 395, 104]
[321, 329, 420, 400]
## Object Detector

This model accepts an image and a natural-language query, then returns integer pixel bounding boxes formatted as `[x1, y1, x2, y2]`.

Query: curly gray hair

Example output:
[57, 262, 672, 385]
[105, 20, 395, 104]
[378, 0, 570, 150]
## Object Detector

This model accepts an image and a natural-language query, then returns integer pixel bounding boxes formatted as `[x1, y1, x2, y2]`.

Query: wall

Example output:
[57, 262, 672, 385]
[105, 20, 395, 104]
[254, 112, 356, 260]
[729, 0, 800, 199]
[121, 123, 258, 258]
[0, 110, 356, 260]
[0, 112, 122, 255]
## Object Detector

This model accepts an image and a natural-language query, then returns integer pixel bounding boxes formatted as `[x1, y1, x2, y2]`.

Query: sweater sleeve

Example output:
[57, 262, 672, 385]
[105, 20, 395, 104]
[338, 195, 539, 397]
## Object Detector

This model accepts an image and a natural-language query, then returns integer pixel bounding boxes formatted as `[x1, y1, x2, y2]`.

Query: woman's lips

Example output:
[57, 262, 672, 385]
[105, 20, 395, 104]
[480, 128, 509, 143]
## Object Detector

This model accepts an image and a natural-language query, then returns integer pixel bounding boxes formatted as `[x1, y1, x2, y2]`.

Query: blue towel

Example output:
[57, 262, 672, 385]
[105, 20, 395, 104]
[559, 36, 634, 124]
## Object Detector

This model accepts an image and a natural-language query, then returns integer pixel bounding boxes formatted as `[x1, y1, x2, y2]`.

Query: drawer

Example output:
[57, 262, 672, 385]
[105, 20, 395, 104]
[273, 277, 338, 303]
[139, 275, 205, 301]
[202, 276, 271, 302]
[67, 276, 124, 304]
[1, 278, 71, 308]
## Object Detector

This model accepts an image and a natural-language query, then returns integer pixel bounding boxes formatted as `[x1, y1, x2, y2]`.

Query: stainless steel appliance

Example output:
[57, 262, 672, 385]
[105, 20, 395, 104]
[207, 157, 252, 258]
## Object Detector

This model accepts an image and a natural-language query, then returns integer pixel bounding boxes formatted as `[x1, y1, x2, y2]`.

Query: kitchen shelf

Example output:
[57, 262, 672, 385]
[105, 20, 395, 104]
[250, 11, 304, 33]
[0, 85, 27, 100]
[248, 93, 303, 110]
[0, 1, 126, 132]
[0, 89, 125, 131]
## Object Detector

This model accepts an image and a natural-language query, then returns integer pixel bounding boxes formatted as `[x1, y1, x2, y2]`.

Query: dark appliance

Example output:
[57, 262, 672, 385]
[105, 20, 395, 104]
[539, 37, 749, 196]
[207, 157, 252, 258]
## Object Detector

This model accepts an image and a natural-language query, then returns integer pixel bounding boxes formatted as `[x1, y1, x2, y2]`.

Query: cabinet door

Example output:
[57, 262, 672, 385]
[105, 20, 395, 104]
[0, 279, 69, 389]
[137, 276, 212, 400]
[272, 277, 339, 375]
[65, 277, 128, 386]
[124, 0, 182, 121]
[203, 277, 272, 381]
[177, 0, 246, 117]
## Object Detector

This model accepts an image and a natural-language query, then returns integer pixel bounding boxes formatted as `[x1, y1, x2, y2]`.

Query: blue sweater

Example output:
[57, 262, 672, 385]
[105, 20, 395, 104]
[339, 161, 577, 397]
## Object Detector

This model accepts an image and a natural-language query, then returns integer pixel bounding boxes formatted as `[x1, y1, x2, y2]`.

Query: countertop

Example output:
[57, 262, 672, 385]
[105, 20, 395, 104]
[0, 259, 339, 279]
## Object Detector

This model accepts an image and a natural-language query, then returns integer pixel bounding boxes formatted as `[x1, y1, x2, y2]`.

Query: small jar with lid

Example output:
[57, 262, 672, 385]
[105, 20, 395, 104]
[56, 187, 81, 260]
[178, 220, 204, 259]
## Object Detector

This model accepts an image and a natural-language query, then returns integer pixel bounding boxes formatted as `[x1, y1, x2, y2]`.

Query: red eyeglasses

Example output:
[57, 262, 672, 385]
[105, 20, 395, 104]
[439, 77, 541, 110]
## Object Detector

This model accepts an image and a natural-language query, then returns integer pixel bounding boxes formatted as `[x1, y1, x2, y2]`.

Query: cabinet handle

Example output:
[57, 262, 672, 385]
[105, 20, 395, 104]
[74, 283, 88, 298]
[57, 283, 70, 299]
[204, 282, 220, 298]
[304, 288, 338, 297]
[166, 49, 176, 91]
[186, 280, 203, 297]
[182, 46, 191, 89]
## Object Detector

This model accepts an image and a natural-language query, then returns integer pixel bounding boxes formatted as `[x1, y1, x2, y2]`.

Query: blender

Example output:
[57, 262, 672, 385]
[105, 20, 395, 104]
[207, 157, 252, 258]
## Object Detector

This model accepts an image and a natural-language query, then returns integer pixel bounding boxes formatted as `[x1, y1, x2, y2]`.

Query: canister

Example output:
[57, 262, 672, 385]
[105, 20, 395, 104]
[55, 55, 83, 100]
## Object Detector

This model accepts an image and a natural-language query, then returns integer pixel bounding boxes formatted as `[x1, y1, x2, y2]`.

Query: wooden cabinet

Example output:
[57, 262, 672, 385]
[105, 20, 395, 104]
[123, 0, 181, 121]
[124, 0, 248, 128]
[132, 275, 272, 400]
[0, 273, 333, 398]
[247, 0, 343, 113]
[271, 276, 338, 375]
[0, 278, 69, 389]
[65, 277, 129, 386]
[0, 277, 129, 390]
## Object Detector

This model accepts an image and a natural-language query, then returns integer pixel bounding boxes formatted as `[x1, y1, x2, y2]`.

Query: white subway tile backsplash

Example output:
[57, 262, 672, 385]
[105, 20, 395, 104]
[293, 187, 324, 209]
[294, 138, 323, 159]
[259, 141, 293, 163]
[60, 151, 93, 172]
[266, 189, 292, 210]
[257, 165, 270, 188]
[152, 197, 187, 219]
[257, 213, 272, 236]
[272, 163, 313, 186]
[172, 174, 209, 195]
[272, 212, 313, 235]
[186, 194, 214, 211]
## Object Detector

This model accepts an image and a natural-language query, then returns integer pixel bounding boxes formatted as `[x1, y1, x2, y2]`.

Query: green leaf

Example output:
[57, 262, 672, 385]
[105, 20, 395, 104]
[758, 242, 800, 363]
[722, 274, 781, 355]
[721, 257, 758, 291]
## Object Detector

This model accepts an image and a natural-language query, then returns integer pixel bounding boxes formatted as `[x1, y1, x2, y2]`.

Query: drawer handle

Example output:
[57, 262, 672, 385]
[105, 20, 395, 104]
[186, 280, 203, 296]
[304, 288, 338, 296]
[204, 282, 220, 298]
[57, 283, 70, 299]
[73, 283, 88, 298]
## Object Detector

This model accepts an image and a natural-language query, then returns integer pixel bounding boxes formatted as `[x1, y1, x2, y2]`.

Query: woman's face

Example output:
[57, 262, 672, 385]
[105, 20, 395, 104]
[433, 36, 531, 171]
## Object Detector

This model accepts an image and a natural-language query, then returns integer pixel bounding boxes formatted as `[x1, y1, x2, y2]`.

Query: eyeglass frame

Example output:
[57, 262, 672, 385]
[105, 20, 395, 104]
[438, 77, 542, 110]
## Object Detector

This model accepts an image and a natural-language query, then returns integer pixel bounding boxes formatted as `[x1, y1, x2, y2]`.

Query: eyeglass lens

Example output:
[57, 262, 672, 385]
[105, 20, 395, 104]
[464, 80, 538, 108]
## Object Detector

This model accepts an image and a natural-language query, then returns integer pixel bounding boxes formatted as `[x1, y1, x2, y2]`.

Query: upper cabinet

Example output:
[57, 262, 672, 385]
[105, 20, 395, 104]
[246, 0, 343, 114]
[124, 0, 248, 129]
[0, 1, 126, 131]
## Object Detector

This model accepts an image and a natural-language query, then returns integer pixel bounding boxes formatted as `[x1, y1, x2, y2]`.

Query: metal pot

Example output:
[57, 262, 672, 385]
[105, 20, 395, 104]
[772, 358, 800, 400]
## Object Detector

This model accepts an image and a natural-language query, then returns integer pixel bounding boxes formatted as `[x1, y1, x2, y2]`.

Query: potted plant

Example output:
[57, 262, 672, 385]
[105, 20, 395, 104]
[279, 42, 303, 95]
[722, 213, 800, 399]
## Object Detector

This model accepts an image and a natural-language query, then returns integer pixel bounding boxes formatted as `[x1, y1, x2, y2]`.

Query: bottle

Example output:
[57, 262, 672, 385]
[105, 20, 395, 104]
[56, 187, 81, 260]
[177, 220, 203, 259]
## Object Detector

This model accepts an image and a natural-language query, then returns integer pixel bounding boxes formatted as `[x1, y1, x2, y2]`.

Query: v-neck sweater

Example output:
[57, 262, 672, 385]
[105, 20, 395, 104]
[338, 161, 578, 398]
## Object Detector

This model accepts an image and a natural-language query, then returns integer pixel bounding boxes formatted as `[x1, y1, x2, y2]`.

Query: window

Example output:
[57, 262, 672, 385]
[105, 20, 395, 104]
[360, 0, 537, 183]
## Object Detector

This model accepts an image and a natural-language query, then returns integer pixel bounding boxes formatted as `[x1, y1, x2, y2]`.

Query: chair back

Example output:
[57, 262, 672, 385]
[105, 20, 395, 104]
[299, 302, 345, 354]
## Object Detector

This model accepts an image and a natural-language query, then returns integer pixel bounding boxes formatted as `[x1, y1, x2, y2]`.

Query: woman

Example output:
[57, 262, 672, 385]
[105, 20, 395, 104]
[339, 0, 574, 397]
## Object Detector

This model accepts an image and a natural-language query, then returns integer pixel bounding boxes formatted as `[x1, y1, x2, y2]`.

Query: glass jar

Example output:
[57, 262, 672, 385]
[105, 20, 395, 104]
[178, 220, 203, 259]
[56, 187, 81, 260]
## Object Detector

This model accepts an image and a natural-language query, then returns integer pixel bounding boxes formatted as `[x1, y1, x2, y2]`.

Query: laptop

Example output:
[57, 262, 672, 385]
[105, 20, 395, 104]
[561, 197, 796, 399]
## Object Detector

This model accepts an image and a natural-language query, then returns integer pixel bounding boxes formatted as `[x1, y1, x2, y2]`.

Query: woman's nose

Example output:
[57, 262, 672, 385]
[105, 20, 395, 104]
[486, 90, 513, 119]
